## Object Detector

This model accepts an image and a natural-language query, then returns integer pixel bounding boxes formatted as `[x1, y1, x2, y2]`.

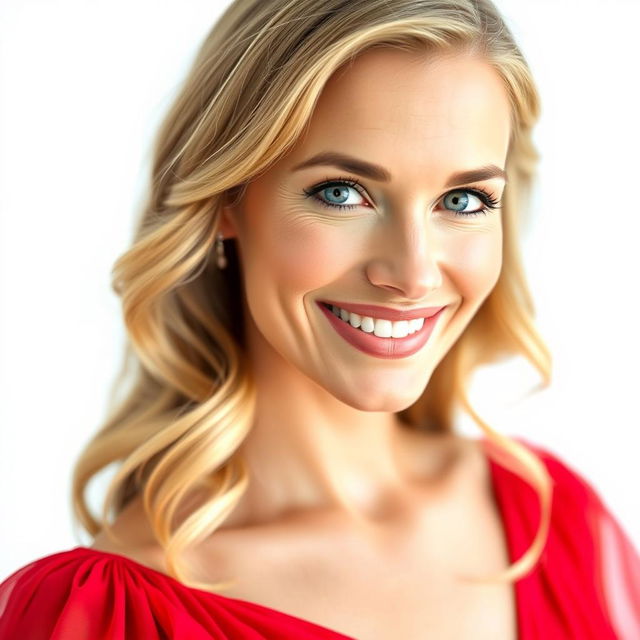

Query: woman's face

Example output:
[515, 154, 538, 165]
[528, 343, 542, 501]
[221, 48, 511, 412]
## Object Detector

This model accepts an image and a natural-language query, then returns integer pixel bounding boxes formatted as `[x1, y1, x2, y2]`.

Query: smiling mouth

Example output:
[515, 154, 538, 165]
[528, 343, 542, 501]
[319, 302, 426, 337]
[316, 301, 445, 359]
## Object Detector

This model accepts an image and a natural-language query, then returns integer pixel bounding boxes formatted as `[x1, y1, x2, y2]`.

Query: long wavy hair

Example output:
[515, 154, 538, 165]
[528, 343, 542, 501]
[72, 0, 552, 591]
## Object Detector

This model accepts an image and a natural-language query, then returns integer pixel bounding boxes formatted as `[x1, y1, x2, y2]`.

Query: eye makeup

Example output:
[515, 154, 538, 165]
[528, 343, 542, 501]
[302, 175, 502, 217]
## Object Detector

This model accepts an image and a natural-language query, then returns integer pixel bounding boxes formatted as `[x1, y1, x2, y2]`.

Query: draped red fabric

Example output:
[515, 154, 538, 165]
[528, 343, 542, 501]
[1, 438, 639, 639]
[489, 437, 640, 639]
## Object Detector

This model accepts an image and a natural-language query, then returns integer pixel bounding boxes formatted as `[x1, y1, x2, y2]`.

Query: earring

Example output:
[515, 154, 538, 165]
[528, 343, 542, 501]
[215, 232, 227, 269]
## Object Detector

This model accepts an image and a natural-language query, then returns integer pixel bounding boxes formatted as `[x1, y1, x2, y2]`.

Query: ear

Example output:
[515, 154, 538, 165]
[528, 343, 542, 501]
[217, 189, 241, 240]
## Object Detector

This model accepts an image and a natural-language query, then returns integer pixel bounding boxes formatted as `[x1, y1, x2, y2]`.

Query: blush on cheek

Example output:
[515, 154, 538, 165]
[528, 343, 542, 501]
[452, 233, 503, 299]
[275, 224, 351, 289]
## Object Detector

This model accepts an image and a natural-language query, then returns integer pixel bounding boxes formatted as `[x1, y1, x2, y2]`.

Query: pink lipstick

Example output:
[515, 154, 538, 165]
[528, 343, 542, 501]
[316, 301, 446, 359]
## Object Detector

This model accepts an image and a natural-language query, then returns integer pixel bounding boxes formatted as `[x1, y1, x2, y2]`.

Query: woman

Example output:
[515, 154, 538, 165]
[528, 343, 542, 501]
[1, 0, 639, 638]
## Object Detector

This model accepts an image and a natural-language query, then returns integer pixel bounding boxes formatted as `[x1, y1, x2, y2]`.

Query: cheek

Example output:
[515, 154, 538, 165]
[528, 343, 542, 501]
[240, 180, 354, 291]
[271, 217, 355, 291]
[443, 224, 503, 298]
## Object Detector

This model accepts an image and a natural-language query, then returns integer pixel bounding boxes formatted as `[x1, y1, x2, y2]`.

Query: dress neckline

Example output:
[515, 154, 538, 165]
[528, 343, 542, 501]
[72, 435, 520, 639]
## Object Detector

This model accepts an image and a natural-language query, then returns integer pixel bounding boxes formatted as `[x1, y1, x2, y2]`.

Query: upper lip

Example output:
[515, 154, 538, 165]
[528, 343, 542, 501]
[320, 300, 446, 321]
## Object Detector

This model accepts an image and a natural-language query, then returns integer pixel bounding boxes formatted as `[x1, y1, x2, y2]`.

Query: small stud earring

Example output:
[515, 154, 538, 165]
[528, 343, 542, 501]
[215, 232, 227, 269]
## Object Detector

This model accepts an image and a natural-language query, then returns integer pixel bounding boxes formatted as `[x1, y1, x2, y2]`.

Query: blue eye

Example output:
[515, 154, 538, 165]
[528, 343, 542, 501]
[444, 191, 471, 211]
[303, 178, 500, 216]
[443, 190, 482, 216]
[303, 178, 368, 211]
[442, 188, 501, 217]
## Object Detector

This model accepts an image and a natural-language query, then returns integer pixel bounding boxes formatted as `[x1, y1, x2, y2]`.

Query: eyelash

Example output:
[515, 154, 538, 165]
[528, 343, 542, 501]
[302, 175, 502, 217]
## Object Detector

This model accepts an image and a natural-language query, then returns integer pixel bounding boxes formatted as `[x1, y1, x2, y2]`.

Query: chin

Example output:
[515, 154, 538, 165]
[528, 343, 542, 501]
[333, 383, 428, 414]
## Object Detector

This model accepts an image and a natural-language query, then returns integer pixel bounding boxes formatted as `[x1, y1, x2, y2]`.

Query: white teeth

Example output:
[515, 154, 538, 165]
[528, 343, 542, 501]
[391, 320, 410, 338]
[330, 305, 425, 338]
[361, 316, 375, 333]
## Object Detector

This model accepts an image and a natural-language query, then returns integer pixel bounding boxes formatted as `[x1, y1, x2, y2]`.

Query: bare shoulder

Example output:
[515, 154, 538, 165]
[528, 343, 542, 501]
[89, 487, 236, 580]
[90, 499, 167, 572]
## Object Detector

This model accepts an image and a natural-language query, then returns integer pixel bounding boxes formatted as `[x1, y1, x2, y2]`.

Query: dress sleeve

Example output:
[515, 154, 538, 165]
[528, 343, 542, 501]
[521, 438, 640, 638]
[0, 548, 228, 639]
[587, 476, 640, 637]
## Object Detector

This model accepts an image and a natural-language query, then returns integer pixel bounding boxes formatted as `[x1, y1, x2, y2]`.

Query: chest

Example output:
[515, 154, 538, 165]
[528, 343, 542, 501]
[198, 493, 517, 639]
[235, 556, 517, 640]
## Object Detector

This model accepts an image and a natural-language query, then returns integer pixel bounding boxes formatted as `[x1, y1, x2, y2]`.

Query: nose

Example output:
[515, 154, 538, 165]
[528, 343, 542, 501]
[365, 217, 443, 300]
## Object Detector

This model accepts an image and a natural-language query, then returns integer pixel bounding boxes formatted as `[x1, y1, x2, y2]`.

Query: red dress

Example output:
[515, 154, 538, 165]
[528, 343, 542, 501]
[1, 437, 639, 639]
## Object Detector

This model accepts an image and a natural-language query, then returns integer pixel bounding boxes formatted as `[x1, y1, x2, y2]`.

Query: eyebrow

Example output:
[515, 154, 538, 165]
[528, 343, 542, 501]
[291, 151, 507, 186]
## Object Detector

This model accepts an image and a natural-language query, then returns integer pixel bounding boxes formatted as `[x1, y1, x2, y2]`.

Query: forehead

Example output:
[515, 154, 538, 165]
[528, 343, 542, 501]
[292, 48, 512, 183]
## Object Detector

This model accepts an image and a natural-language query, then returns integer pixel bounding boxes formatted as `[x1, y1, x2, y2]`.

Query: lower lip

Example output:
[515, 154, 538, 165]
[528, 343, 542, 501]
[316, 302, 445, 360]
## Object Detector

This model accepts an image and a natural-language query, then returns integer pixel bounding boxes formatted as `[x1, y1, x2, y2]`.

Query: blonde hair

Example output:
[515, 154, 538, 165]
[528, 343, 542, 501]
[72, 0, 552, 591]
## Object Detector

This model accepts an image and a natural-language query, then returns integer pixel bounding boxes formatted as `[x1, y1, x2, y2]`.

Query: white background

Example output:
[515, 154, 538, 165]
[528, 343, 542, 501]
[1, 0, 639, 579]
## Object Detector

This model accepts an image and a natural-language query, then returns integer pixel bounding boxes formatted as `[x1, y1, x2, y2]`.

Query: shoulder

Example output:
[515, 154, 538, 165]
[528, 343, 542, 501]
[492, 436, 623, 566]
[0, 547, 108, 639]
[475, 434, 615, 556]
[513, 438, 640, 635]
[512, 436, 605, 508]
[0, 546, 362, 640]
[477, 434, 600, 496]
[0, 546, 214, 640]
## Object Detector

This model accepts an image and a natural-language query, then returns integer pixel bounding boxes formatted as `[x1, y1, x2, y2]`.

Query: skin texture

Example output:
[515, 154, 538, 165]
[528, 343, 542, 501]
[216, 47, 512, 543]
